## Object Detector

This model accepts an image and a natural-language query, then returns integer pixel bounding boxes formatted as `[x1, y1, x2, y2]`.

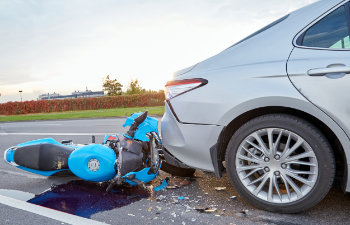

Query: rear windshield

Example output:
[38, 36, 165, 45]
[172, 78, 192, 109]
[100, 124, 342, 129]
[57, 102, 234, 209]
[229, 14, 289, 48]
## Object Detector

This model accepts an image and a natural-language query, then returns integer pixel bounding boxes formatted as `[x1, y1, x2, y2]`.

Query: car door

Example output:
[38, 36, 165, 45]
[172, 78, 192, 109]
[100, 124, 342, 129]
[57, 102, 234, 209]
[287, 2, 350, 136]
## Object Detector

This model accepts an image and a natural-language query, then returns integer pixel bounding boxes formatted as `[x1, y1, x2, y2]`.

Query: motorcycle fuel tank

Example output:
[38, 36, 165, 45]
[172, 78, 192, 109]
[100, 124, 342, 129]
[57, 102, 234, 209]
[68, 144, 116, 182]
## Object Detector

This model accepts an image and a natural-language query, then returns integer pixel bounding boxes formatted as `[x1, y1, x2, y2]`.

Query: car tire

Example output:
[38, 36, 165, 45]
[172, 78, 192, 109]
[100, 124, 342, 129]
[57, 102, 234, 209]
[225, 114, 335, 213]
[161, 161, 196, 177]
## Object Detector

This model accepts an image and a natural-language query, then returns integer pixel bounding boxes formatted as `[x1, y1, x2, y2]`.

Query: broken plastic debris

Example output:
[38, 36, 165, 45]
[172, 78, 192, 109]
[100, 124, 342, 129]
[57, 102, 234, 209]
[148, 206, 152, 212]
[205, 208, 217, 213]
[195, 206, 218, 213]
[170, 198, 179, 204]
[166, 185, 179, 189]
[128, 214, 135, 217]
[156, 195, 166, 201]
[229, 196, 237, 200]
[153, 177, 170, 191]
[214, 187, 226, 191]
[178, 196, 185, 200]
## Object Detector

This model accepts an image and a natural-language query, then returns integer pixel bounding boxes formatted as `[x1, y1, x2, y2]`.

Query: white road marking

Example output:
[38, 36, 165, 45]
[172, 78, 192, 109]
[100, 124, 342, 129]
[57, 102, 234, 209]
[2, 123, 62, 127]
[0, 194, 109, 225]
[0, 189, 35, 201]
[0, 169, 47, 179]
[0, 133, 109, 136]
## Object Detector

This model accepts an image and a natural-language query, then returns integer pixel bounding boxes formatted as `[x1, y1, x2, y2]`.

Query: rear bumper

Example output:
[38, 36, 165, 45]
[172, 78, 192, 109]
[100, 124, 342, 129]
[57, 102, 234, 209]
[161, 102, 223, 171]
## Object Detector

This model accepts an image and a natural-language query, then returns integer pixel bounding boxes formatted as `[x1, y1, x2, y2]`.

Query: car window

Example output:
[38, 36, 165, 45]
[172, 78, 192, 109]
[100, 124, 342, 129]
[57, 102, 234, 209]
[330, 36, 350, 48]
[302, 5, 350, 49]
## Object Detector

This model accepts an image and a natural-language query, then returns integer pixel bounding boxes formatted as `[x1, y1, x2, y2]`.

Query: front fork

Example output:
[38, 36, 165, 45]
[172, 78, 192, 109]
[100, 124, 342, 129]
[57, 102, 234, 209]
[148, 132, 161, 174]
[106, 132, 162, 191]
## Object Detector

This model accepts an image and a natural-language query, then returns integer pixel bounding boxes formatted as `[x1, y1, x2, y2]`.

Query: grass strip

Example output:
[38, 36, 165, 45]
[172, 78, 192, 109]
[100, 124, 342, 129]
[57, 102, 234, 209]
[0, 106, 164, 122]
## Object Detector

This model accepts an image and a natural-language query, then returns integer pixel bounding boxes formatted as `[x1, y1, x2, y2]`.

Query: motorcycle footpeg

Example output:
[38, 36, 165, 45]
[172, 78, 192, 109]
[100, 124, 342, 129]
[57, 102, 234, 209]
[61, 140, 72, 145]
[106, 176, 123, 192]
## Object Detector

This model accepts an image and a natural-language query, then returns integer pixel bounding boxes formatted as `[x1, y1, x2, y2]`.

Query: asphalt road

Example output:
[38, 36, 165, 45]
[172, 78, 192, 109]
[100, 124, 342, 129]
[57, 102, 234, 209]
[1, 118, 350, 225]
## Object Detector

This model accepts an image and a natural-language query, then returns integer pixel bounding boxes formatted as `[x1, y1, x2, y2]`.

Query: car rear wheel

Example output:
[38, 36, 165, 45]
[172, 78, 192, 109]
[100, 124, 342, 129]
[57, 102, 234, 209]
[225, 114, 335, 213]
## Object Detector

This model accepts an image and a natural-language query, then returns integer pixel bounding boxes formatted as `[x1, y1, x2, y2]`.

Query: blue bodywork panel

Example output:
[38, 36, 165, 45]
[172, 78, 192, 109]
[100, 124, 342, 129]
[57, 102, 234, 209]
[18, 166, 69, 176]
[123, 167, 159, 185]
[68, 144, 117, 182]
[123, 112, 159, 142]
[4, 148, 15, 163]
[17, 138, 61, 147]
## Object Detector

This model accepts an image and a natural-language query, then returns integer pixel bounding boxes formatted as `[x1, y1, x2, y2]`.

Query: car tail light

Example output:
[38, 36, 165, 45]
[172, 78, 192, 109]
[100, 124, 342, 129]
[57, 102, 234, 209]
[164, 78, 208, 100]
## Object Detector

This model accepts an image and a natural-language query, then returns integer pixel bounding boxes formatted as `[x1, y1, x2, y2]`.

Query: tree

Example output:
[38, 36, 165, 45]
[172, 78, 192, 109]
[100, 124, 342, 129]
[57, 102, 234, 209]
[125, 79, 145, 95]
[103, 75, 123, 96]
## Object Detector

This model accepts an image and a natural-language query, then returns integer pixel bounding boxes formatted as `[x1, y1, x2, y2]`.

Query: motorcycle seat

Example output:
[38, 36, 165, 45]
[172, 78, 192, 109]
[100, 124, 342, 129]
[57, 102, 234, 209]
[14, 143, 74, 171]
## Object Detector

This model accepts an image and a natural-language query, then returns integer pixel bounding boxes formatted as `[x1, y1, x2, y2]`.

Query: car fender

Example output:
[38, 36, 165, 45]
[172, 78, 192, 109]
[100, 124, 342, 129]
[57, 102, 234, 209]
[216, 96, 350, 191]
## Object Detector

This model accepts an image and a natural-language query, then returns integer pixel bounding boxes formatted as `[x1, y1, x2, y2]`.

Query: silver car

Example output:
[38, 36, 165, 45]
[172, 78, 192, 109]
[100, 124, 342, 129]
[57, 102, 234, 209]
[161, 0, 350, 213]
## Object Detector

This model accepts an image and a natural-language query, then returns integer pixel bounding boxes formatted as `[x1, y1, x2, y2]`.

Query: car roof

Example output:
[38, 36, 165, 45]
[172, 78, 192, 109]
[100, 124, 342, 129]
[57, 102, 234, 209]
[175, 0, 347, 77]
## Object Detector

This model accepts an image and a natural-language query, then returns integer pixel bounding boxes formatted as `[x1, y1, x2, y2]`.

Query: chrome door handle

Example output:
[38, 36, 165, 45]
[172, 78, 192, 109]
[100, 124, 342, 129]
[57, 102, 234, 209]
[308, 66, 350, 76]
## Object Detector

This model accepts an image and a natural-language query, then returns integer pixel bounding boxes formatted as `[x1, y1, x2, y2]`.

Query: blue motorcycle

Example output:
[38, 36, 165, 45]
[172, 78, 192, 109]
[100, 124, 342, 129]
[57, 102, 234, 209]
[3, 111, 168, 191]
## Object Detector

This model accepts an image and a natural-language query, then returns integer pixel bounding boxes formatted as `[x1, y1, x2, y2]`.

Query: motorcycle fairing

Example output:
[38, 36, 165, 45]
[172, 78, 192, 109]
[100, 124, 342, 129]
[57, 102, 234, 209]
[122, 112, 159, 142]
[17, 138, 67, 147]
[122, 167, 159, 186]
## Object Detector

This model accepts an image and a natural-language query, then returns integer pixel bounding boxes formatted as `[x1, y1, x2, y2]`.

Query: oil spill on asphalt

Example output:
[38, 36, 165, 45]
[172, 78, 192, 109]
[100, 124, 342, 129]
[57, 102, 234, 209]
[26, 180, 151, 218]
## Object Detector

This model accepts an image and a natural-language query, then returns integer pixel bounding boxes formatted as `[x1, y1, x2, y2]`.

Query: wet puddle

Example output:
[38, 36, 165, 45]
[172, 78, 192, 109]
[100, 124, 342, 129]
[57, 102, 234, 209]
[0, 180, 151, 218]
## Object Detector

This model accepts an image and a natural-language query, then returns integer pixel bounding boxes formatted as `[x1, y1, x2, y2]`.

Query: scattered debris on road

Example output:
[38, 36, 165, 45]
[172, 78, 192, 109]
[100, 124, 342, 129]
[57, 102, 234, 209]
[214, 187, 226, 191]
[165, 177, 191, 189]
[194, 206, 218, 213]
[153, 177, 170, 191]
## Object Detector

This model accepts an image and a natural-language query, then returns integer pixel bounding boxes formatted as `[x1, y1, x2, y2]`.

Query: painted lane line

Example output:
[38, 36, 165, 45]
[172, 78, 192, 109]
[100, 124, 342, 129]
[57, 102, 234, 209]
[0, 194, 109, 225]
[0, 169, 46, 179]
[0, 189, 35, 201]
[0, 133, 110, 136]
[3, 123, 63, 127]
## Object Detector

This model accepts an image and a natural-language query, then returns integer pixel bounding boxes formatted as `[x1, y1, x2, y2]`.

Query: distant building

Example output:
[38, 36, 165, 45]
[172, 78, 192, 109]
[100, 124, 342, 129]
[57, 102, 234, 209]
[39, 90, 104, 100]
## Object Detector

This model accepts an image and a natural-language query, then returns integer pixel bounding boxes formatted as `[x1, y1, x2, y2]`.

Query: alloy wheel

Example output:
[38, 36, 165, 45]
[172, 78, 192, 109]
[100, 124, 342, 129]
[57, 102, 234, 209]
[235, 128, 318, 203]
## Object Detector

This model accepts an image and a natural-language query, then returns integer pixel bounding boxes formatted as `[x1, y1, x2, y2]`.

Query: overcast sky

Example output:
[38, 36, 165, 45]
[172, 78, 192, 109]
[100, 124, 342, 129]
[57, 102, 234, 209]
[0, 0, 317, 103]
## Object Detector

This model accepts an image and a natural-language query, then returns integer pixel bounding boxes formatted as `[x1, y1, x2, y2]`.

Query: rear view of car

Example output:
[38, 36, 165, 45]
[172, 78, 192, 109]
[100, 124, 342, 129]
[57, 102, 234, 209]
[161, 0, 350, 213]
